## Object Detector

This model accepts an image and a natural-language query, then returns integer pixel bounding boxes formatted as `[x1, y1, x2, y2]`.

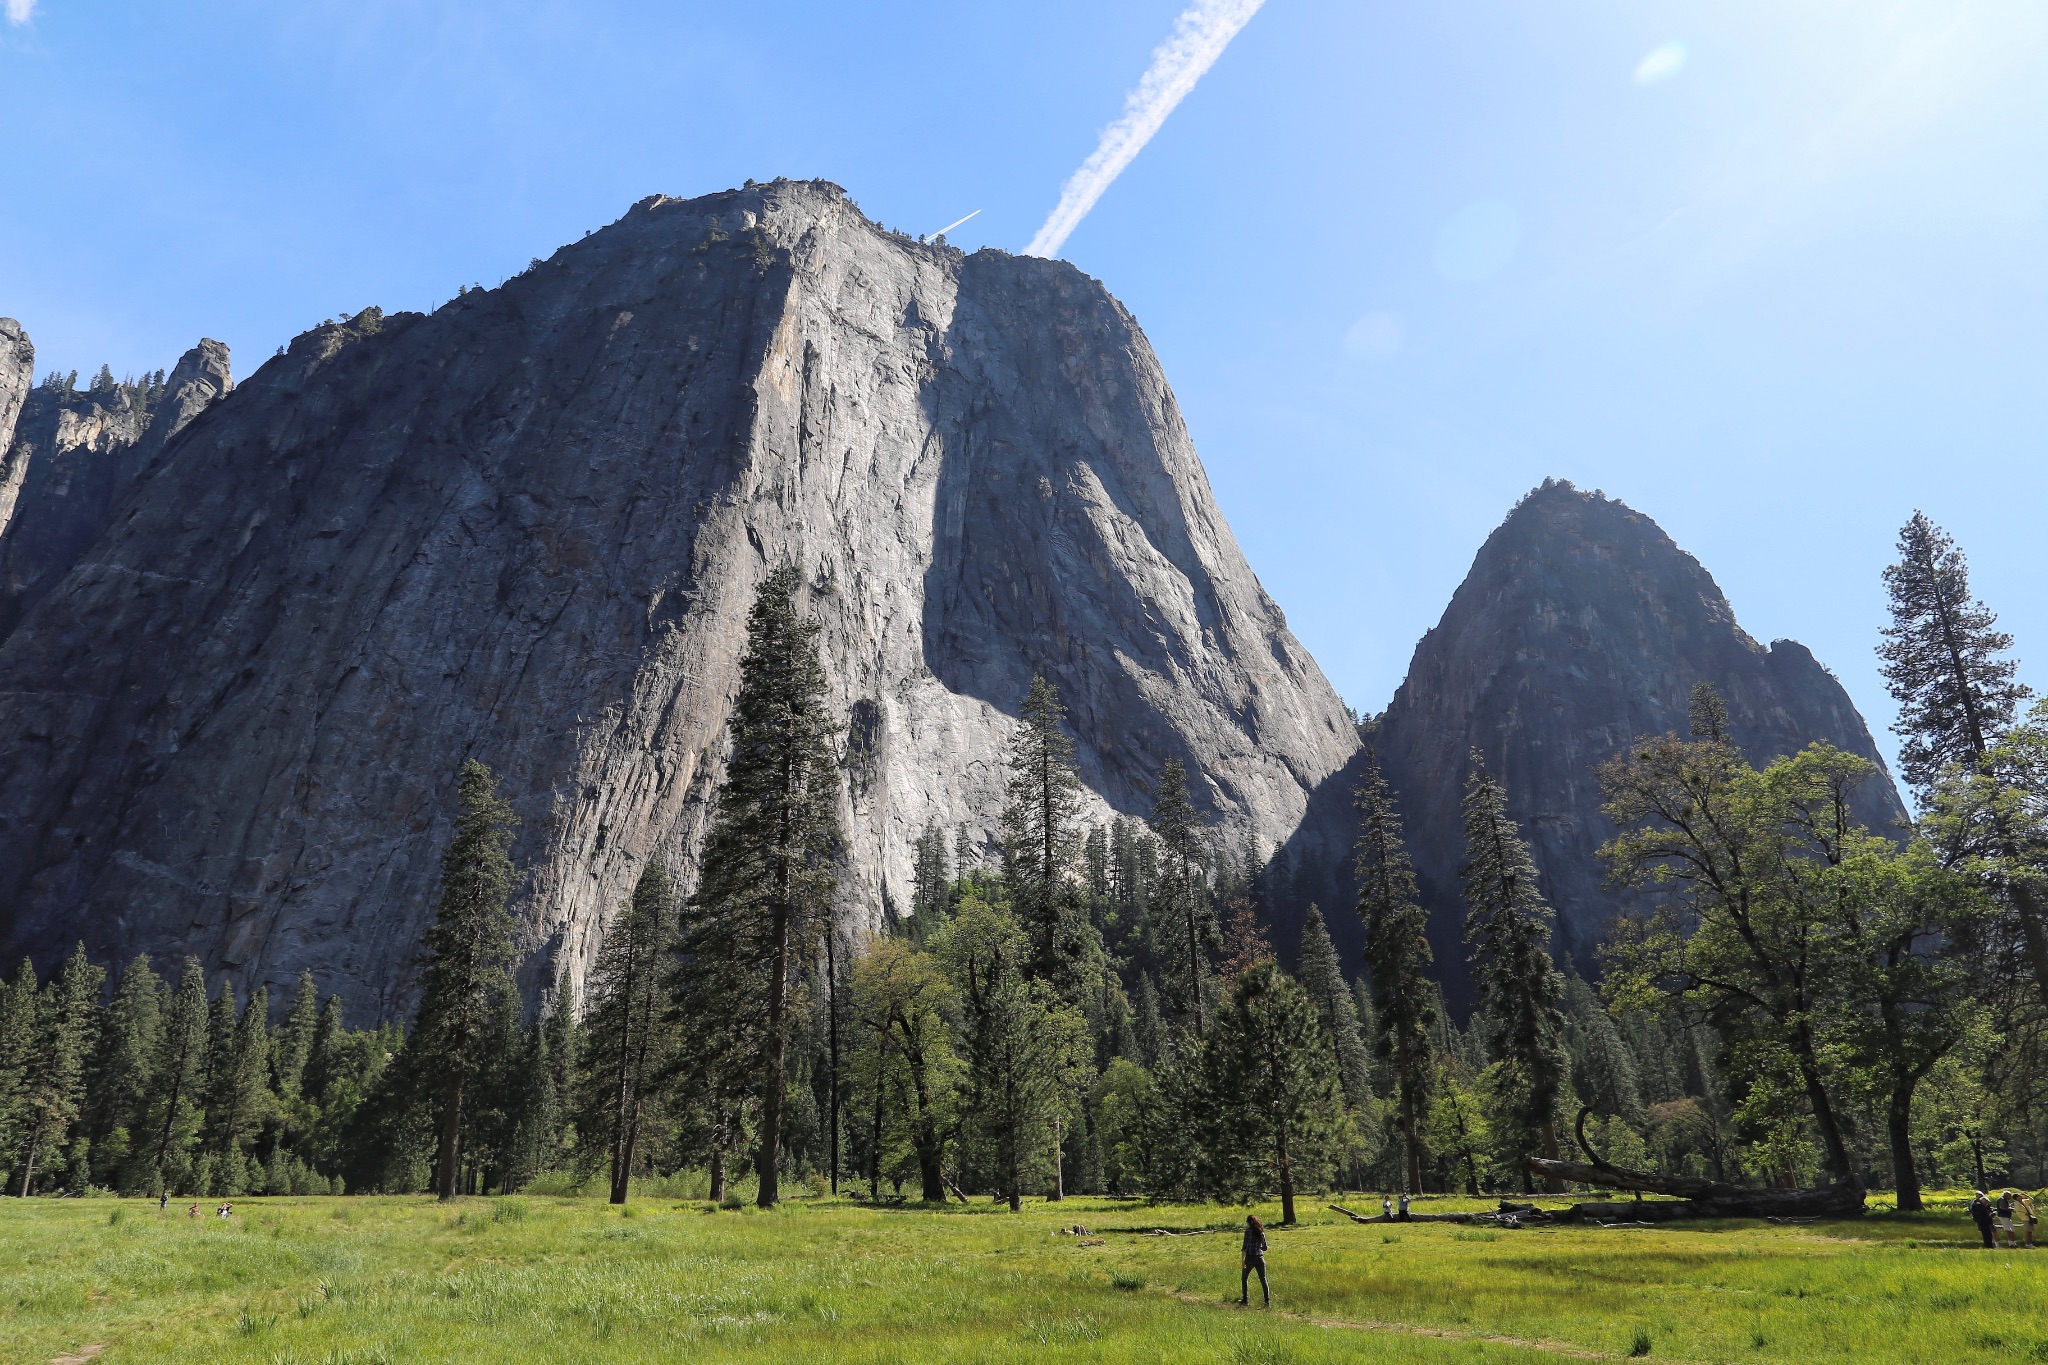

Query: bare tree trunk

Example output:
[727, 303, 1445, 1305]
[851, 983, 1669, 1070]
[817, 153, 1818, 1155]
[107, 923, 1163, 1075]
[826, 923, 840, 1196]
[1888, 1072, 1922, 1212]
[1400, 1084, 1422, 1195]
[758, 900, 790, 1209]
[709, 1138, 726, 1204]
[1538, 1118, 1564, 1193]
[1277, 1114, 1296, 1226]
[17, 1132, 39, 1197]
[435, 1077, 463, 1201]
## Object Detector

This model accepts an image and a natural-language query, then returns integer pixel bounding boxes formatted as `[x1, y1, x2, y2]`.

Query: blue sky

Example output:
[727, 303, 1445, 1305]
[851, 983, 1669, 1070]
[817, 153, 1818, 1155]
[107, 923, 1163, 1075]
[5, 1, 2045, 765]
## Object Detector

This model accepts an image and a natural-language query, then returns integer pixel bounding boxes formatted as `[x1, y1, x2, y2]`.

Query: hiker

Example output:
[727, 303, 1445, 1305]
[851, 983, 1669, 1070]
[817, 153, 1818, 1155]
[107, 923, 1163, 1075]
[2022, 1192, 2039, 1249]
[1996, 1191, 2018, 1249]
[1398, 1191, 1412, 1222]
[1381, 1194, 1393, 1220]
[158, 1192, 168, 1212]
[1239, 1215, 1270, 1308]
[1970, 1191, 1995, 1248]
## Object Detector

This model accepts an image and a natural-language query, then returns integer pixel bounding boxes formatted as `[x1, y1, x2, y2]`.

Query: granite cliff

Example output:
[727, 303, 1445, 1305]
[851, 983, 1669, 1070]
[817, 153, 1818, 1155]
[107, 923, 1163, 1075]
[1367, 480, 1906, 1003]
[0, 181, 1360, 1017]
[0, 340, 233, 644]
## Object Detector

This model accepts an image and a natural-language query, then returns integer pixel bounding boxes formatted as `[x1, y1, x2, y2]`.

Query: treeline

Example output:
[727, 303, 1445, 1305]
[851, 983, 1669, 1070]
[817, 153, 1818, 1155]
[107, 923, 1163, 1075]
[0, 954, 394, 1197]
[9, 514, 2041, 1213]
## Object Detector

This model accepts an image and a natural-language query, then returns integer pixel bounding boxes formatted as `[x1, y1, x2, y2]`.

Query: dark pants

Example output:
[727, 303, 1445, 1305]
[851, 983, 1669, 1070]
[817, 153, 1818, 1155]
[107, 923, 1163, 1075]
[1241, 1258, 1269, 1306]
[1974, 1215, 1995, 1248]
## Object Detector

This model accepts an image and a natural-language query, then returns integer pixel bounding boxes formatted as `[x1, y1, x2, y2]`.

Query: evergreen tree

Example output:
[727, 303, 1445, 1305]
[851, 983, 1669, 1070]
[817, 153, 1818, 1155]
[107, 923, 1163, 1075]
[1001, 676, 1096, 1001]
[14, 945, 104, 1196]
[409, 759, 521, 1200]
[1459, 752, 1570, 1184]
[87, 954, 162, 1189]
[1297, 907, 1372, 1108]
[304, 993, 348, 1107]
[909, 820, 952, 942]
[1353, 747, 1436, 1194]
[0, 962, 36, 1177]
[684, 565, 842, 1207]
[1130, 973, 1167, 1069]
[1202, 960, 1348, 1225]
[275, 970, 320, 1108]
[578, 861, 678, 1204]
[146, 958, 210, 1191]
[1149, 759, 1215, 1034]
[1562, 976, 1643, 1125]
[204, 984, 272, 1194]
[1880, 512, 2030, 788]
[939, 894, 1089, 1210]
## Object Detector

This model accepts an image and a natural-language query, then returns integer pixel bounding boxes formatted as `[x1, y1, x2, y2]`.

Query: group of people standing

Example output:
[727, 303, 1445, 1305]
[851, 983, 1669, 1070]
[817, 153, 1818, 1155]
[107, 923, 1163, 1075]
[1969, 1190, 2037, 1249]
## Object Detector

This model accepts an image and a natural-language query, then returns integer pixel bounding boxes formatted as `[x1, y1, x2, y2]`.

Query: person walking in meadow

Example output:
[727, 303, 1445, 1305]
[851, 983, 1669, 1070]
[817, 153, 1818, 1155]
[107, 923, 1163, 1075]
[1239, 1215, 1270, 1307]
[1970, 1191, 1996, 1248]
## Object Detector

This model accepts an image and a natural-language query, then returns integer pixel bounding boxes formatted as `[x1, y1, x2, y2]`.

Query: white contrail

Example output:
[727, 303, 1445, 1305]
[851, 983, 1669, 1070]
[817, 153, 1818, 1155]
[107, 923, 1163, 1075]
[932, 209, 982, 239]
[1025, 0, 1265, 258]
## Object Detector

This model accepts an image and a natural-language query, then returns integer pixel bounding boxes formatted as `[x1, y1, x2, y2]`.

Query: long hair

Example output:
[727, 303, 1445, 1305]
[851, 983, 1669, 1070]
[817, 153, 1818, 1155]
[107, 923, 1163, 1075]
[1246, 1214, 1264, 1233]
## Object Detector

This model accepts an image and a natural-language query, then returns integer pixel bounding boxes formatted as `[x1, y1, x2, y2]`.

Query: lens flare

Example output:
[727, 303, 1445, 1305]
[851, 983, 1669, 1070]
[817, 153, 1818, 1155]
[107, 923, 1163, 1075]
[1633, 41, 1688, 85]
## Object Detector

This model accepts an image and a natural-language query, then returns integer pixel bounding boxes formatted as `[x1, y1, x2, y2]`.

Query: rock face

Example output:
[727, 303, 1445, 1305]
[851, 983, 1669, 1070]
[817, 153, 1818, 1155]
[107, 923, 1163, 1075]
[1370, 480, 1907, 1004]
[0, 339, 233, 644]
[0, 319, 36, 543]
[0, 181, 1359, 1019]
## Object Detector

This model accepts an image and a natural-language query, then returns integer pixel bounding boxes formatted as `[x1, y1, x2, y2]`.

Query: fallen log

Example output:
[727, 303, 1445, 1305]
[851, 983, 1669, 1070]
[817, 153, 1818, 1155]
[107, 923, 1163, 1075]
[1522, 1157, 1865, 1221]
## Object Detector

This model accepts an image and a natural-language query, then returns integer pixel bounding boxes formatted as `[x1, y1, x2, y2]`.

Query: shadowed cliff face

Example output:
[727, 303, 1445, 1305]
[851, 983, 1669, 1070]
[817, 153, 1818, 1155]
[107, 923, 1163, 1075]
[0, 340, 233, 645]
[1361, 480, 1906, 1007]
[0, 182, 1359, 1019]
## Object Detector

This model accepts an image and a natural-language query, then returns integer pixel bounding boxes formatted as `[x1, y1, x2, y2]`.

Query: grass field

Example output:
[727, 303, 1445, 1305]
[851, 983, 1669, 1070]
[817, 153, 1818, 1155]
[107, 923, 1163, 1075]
[1, 1190, 2040, 1364]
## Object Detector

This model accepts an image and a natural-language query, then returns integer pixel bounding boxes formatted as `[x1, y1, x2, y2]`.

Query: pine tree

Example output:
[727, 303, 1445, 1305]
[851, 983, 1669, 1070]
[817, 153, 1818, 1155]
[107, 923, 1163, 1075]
[684, 564, 842, 1207]
[14, 945, 104, 1196]
[1563, 976, 1643, 1125]
[304, 993, 347, 1107]
[1149, 759, 1215, 1034]
[939, 895, 1090, 1210]
[909, 820, 952, 941]
[204, 984, 272, 1194]
[1202, 960, 1347, 1225]
[1297, 907, 1372, 1108]
[578, 861, 677, 1204]
[89, 955, 163, 1190]
[410, 759, 521, 1200]
[1001, 676, 1094, 1000]
[1880, 512, 2029, 788]
[1459, 752, 1570, 1185]
[146, 958, 210, 1191]
[1353, 747, 1436, 1194]
[1881, 514, 2048, 1021]
[275, 971, 320, 1108]
[1130, 973, 1166, 1069]
[0, 962, 36, 1178]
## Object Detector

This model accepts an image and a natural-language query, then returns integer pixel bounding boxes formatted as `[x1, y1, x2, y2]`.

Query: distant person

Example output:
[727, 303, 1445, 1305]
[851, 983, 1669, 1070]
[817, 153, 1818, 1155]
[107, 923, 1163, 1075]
[1970, 1191, 1995, 1248]
[1239, 1215, 1270, 1308]
[2022, 1192, 2039, 1249]
[1997, 1191, 2019, 1249]
[187, 1203, 200, 1219]
[1398, 1192, 1412, 1222]
[158, 1192, 168, 1212]
[1382, 1195, 1393, 1220]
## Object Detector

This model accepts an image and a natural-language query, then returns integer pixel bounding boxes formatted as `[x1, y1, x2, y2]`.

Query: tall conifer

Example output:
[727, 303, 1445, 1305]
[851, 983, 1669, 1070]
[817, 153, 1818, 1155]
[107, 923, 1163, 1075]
[1001, 676, 1094, 1000]
[410, 759, 521, 1200]
[147, 958, 210, 1190]
[1297, 907, 1372, 1107]
[14, 945, 104, 1196]
[1459, 752, 1570, 1185]
[685, 564, 842, 1207]
[1353, 748, 1435, 1194]
[579, 861, 677, 1203]
[1149, 759, 1215, 1035]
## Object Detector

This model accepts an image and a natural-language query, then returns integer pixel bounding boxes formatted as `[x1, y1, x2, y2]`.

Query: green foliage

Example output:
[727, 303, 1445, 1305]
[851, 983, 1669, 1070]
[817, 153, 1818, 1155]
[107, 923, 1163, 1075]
[1353, 743, 1436, 1193]
[1149, 759, 1216, 1034]
[680, 564, 842, 1207]
[1460, 752, 1570, 1170]
[576, 861, 679, 1203]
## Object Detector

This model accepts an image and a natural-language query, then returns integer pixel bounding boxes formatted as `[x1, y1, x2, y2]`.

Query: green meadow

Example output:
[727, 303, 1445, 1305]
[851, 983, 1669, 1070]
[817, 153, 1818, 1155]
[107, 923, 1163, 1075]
[1, 1192, 2040, 1364]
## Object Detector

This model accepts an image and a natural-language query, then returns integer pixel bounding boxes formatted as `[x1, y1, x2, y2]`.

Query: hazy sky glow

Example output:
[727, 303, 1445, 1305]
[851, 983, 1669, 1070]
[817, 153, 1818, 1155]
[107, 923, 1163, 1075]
[3, 2, 2045, 769]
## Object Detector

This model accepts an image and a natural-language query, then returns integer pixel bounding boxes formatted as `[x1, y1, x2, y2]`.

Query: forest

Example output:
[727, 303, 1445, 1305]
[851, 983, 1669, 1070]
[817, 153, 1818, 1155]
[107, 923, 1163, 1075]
[1, 512, 2042, 1220]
